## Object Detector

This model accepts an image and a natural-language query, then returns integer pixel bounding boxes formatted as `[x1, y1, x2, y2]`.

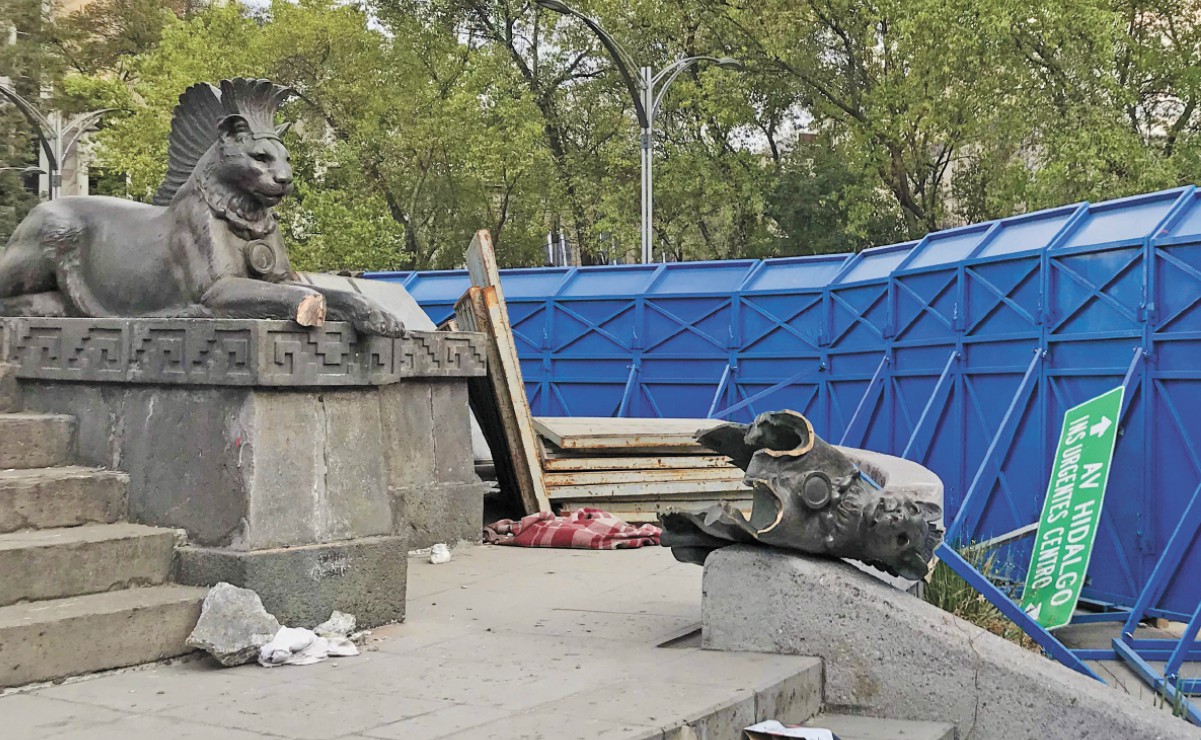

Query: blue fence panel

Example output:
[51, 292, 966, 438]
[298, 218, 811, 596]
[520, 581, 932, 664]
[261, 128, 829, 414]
[368, 185, 1201, 619]
[1148, 189, 1201, 615]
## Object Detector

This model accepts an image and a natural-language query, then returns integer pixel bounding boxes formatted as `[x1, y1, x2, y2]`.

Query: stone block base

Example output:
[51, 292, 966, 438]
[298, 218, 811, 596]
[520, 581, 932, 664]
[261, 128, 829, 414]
[399, 482, 488, 550]
[702, 546, 1196, 740]
[174, 536, 407, 629]
[0, 363, 17, 412]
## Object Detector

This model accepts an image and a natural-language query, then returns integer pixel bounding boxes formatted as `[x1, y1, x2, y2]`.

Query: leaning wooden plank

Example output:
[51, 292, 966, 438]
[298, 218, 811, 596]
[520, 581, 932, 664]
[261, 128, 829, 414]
[455, 286, 550, 514]
[545, 478, 752, 499]
[460, 230, 550, 514]
[465, 227, 504, 291]
[453, 289, 518, 504]
[534, 417, 721, 451]
[542, 455, 734, 472]
[444, 300, 519, 512]
[545, 468, 744, 487]
[478, 284, 551, 513]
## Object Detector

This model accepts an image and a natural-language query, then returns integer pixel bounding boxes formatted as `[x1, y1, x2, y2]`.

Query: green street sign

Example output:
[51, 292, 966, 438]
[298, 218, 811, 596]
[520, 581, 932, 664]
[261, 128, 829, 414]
[1020, 386, 1124, 630]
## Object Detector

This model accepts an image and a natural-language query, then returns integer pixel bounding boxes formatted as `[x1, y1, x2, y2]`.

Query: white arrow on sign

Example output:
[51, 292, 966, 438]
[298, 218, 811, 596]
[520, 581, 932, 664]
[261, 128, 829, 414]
[1025, 602, 1043, 621]
[1090, 416, 1113, 437]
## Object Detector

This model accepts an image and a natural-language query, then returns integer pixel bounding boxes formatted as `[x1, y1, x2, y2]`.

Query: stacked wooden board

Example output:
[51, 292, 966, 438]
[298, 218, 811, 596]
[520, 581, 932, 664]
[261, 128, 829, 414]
[535, 417, 753, 523]
[445, 229, 751, 522]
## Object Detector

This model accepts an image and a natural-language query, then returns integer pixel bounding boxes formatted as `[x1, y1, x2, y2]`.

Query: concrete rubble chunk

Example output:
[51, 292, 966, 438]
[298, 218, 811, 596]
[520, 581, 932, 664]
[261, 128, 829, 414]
[186, 582, 282, 667]
[314, 610, 356, 637]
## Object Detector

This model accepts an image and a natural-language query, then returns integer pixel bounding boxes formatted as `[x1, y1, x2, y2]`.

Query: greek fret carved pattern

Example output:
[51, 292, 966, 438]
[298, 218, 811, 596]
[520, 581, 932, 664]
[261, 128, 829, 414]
[396, 332, 486, 378]
[1, 318, 485, 386]
[363, 335, 398, 384]
[261, 325, 360, 385]
[131, 325, 255, 384]
[5, 318, 130, 381]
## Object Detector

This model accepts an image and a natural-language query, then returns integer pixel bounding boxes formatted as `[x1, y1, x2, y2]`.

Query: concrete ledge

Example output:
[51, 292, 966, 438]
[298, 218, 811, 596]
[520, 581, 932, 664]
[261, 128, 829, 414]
[702, 546, 1198, 740]
[0, 413, 75, 470]
[0, 523, 175, 607]
[174, 536, 407, 629]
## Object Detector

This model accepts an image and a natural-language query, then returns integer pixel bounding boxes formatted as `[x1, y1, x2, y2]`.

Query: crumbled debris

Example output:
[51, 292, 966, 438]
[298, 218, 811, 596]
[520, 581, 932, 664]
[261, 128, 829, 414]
[314, 610, 356, 638]
[186, 583, 281, 667]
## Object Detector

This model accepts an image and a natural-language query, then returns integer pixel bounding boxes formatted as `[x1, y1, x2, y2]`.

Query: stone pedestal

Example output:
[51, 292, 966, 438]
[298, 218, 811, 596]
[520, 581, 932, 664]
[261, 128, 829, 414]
[1, 317, 488, 627]
[702, 547, 1196, 740]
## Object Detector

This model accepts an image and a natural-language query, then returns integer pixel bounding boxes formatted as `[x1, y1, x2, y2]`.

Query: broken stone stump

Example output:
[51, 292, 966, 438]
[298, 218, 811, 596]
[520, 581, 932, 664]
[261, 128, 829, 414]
[2, 317, 489, 627]
[702, 546, 1198, 740]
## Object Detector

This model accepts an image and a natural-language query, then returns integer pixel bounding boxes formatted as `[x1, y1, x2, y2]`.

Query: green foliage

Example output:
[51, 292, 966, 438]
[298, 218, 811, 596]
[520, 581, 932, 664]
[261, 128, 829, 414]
[768, 137, 907, 255]
[923, 545, 1037, 650]
[1, 0, 55, 241]
[3, 0, 1199, 265]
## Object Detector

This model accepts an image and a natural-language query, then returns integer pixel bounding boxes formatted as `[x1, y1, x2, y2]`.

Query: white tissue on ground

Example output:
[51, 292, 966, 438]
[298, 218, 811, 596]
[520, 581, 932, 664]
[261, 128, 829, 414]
[258, 626, 360, 667]
[429, 542, 452, 564]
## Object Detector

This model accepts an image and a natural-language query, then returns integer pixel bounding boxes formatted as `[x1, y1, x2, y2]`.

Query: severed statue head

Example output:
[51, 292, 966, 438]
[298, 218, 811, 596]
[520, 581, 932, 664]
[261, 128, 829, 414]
[659, 410, 944, 580]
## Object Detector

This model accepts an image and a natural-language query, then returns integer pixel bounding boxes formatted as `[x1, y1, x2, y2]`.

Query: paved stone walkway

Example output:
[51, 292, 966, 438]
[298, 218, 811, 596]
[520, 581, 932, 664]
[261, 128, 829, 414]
[1, 545, 820, 739]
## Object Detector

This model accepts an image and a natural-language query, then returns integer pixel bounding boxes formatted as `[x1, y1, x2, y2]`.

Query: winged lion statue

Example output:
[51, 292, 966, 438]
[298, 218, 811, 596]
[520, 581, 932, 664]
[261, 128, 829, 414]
[0, 78, 405, 336]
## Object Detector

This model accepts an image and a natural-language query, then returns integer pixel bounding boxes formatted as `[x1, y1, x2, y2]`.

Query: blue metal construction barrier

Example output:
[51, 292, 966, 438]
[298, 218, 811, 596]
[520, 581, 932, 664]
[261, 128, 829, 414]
[368, 185, 1201, 622]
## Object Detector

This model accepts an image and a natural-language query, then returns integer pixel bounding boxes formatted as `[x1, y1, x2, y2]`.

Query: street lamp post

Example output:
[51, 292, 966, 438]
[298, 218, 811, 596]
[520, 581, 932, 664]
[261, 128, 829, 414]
[0, 83, 112, 200]
[534, 0, 741, 263]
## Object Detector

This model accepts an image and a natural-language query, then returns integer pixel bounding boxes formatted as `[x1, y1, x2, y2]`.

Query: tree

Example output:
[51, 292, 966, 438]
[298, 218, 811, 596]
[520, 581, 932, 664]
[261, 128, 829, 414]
[15, 0, 1200, 269]
[87, 0, 566, 270]
[0, 0, 60, 242]
[767, 136, 906, 255]
[717, 0, 1201, 239]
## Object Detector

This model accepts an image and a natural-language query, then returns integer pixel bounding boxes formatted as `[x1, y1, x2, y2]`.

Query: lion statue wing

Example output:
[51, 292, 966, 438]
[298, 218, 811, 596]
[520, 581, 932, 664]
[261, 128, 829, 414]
[152, 81, 226, 206]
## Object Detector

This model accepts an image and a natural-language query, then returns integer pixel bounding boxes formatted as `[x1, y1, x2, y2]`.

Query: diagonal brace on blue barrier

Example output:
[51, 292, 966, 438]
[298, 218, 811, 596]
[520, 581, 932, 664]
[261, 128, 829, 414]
[902, 350, 959, 461]
[837, 353, 889, 447]
[936, 543, 1103, 681]
[615, 363, 639, 418]
[1112, 638, 1201, 725]
[947, 347, 1043, 542]
[711, 364, 824, 421]
[706, 363, 732, 419]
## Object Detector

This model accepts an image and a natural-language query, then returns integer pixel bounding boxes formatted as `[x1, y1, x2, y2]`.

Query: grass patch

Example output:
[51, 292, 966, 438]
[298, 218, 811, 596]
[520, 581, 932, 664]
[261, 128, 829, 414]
[922, 544, 1038, 651]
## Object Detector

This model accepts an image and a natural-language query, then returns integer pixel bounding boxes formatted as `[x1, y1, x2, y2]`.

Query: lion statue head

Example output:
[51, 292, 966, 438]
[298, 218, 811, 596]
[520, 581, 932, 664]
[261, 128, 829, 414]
[155, 78, 297, 240]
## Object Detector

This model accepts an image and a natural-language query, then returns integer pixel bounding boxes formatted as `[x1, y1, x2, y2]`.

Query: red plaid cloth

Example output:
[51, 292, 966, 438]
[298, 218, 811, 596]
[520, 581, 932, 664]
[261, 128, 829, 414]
[483, 508, 661, 549]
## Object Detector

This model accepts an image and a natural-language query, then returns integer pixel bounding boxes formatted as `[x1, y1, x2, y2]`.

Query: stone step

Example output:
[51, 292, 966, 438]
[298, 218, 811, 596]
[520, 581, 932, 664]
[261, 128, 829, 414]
[0, 467, 127, 534]
[0, 364, 17, 413]
[0, 523, 177, 608]
[0, 584, 206, 688]
[0, 412, 75, 469]
[650, 655, 823, 740]
[807, 713, 956, 740]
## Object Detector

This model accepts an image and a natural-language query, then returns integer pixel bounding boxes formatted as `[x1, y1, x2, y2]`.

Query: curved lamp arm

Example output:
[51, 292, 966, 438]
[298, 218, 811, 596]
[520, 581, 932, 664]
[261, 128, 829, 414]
[0, 83, 57, 170]
[650, 56, 743, 119]
[62, 109, 115, 163]
[534, 0, 649, 128]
